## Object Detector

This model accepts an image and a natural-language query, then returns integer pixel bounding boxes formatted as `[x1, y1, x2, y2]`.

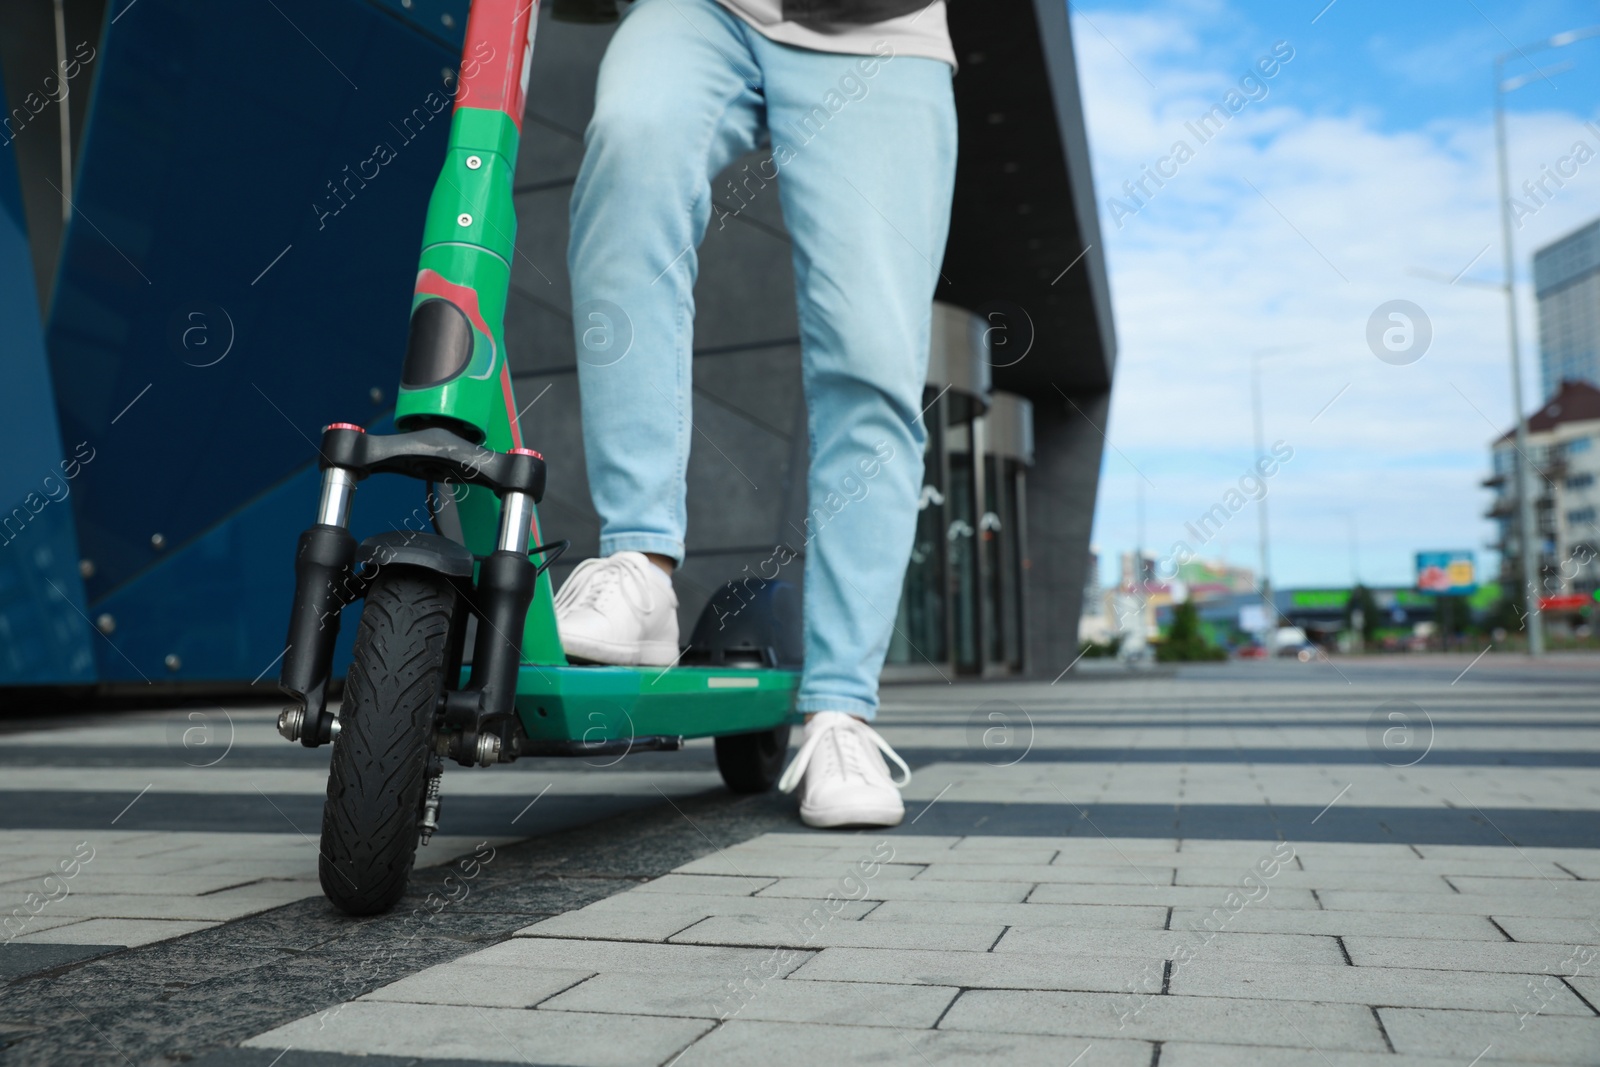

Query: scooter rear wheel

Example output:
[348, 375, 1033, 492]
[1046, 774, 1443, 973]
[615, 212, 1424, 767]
[319, 566, 457, 915]
[714, 724, 792, 794]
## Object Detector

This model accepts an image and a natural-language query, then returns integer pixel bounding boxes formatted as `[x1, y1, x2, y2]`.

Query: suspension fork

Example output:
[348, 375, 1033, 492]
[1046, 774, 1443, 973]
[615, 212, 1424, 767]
[393, 0, 564, 665]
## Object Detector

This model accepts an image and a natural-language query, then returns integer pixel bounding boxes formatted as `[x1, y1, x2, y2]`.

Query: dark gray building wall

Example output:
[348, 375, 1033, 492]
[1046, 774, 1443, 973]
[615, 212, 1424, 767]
[1023, 390, 1109, 678]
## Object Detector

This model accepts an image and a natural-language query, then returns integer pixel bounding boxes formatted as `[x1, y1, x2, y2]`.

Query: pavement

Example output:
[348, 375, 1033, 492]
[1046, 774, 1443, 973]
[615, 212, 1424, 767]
[0, 654, 1597, 1066]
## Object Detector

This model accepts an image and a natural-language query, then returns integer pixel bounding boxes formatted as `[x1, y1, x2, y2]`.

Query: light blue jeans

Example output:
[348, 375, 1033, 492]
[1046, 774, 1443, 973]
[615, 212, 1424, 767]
[568, 0, 956, 719]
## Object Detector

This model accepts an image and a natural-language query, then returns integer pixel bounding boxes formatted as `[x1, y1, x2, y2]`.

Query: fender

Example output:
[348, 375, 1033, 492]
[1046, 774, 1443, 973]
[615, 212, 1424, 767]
[356, 530, 475, 579]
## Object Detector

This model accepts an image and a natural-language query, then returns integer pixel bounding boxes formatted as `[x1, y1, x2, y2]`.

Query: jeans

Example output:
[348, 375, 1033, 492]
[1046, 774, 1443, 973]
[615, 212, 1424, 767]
[567, 0, 956, 719]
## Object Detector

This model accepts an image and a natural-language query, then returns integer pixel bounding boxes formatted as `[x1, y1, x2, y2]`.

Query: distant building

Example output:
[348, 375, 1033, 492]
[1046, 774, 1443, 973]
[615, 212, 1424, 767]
[1119, 551, 1156, 589]
[1078, 549, 1109, 644]
[1082, 548, 1101, 618]
[1534, 218, 1600, 400]
[1485, 379, 1600, 599]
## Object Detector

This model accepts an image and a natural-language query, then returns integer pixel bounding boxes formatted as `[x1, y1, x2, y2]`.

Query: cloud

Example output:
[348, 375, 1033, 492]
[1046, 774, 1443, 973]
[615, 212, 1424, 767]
[1073, 2, 1600, 589]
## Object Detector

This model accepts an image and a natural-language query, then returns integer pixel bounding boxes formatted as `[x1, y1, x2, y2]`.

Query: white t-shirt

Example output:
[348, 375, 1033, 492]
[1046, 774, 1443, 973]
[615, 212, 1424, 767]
[715, 0, 956, 69]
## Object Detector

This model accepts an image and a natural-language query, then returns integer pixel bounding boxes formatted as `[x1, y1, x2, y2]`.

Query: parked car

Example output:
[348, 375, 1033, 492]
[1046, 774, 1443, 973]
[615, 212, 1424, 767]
[1234, 644, 1268, 660]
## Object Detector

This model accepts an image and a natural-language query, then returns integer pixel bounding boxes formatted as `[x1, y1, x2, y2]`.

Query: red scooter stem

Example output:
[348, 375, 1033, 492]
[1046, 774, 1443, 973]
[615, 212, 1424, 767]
[456, 0, 539, 129]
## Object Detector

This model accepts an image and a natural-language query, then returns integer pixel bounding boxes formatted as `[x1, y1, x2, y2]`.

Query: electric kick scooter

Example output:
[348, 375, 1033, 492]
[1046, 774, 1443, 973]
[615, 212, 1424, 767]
[274, 0, 798, 916]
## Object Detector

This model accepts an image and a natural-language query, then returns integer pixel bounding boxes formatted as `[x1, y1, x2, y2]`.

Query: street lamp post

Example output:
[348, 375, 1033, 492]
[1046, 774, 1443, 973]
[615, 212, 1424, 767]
[1251, 351, 1271, 643]
[1493, 54, 1544, 657]
[1250, 345, 1304, 649]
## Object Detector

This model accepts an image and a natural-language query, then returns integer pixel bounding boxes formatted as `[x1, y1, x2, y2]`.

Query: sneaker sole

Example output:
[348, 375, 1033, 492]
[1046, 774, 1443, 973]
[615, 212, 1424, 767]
[799, 803, 905, 829]
[560, 634, 680, 667]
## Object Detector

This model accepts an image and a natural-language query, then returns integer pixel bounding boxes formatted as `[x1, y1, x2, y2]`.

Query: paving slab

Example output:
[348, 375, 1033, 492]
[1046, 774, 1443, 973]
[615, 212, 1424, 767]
[1172, 867, 1454, 892]
[1451, 875, 1600, 899]
[939, 988, 1387, 1050]
[13, 885, 317, 921]
[1168, 958, 1597, 1013]
[1028, 882, 1321, 909]
[358, 963, 596, 1008]
[669, 913, 1005, 951]
[243, 1002, 712, 1066]
[541, 973, 959, 1026]
[1166, 906, 1507, 940]
[1159, 1044, 1493, 1066]
[1344, 934, 1600, 974]
[516, 905, 715, 942]
[864, 899, 1170, 929]
[460, 936, 815, 978]
[672, 854, 925, 878]
[674, 1019, 1152, 1067]
[789, 946, 1161, 991]
[8, 917, 218, 947]
[1489, 914, 1600, 944]
[0, 870, 277, 897]
[916, 861, 1177, 884]
[631, 874, 776, 896]
[1379, 1007, 1600, 1063]
[757, 876, 1032, 902]
[995, 926, 1346, 965]
[1315, 889, 1600, 917]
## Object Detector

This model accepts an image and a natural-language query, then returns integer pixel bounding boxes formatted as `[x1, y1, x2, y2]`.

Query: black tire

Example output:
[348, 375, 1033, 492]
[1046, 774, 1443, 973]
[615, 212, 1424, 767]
[715, 724, 792, 794]
[319, 567, 457, 916]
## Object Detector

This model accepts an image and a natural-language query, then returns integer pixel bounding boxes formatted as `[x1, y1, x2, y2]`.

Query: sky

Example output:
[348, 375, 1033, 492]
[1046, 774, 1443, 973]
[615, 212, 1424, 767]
[1070, 0, 1600, 594]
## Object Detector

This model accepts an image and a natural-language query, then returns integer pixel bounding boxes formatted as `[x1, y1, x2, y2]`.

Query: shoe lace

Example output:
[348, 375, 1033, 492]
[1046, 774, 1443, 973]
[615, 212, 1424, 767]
[555, 555, 657, 615]
[778, 716, 911, 794]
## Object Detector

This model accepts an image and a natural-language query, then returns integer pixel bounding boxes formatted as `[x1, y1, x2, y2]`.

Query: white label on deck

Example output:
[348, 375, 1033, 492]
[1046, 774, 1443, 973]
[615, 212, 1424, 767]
[707, 676, 760, 688]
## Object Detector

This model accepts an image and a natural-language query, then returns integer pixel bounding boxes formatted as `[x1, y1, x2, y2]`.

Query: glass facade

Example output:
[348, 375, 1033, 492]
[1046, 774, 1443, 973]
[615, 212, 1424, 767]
[1534, 217, 1600, 400]
[888, 385, 1032, 677]
[889, 398, 948, 668]
[984, 451, 1026, 671]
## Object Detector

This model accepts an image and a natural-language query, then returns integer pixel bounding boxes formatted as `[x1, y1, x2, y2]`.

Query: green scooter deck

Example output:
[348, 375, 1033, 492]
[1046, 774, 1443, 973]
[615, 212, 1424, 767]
[513, 664, 799, 742]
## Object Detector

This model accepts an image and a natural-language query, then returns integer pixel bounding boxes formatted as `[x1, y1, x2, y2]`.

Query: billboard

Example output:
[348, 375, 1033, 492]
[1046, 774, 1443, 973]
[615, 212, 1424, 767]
[1416, 551, 1476, 595]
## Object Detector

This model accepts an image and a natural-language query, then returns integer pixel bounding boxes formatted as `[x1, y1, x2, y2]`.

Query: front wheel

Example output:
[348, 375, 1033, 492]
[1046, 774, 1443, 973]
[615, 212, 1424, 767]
[319, 566, 458, 916]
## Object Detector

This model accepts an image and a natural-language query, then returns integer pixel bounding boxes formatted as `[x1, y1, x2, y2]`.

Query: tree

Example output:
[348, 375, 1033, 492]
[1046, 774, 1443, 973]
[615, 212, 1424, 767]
[1344, 584, 1379, 644]
[1486, 586, 1528, 637]
[1156, 600, 1227, 662]
[1434, 594, 1475, 639]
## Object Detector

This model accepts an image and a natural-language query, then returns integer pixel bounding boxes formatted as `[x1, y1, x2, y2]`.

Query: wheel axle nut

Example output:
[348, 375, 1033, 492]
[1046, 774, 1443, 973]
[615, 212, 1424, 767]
[476, 734, 501, 766]
[278, 706, 304, 742]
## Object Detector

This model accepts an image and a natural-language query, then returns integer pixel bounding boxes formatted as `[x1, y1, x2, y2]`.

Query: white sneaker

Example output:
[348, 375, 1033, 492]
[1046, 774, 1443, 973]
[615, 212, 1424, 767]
[777, 712, 912, 828]
[554, 551, 680, 666]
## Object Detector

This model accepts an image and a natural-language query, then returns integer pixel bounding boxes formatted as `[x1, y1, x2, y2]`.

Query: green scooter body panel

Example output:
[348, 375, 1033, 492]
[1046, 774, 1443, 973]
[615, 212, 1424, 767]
[511, 665, 799, 741]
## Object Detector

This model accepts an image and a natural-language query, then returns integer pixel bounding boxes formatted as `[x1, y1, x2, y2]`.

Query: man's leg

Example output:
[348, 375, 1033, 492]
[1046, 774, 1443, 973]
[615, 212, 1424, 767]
[568, 0, 766, 566]
[758, 41, 957, 720]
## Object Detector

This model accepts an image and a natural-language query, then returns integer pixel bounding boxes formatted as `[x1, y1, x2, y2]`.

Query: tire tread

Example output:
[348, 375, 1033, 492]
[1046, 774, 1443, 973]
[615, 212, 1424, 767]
[319, 568, 455, 915]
